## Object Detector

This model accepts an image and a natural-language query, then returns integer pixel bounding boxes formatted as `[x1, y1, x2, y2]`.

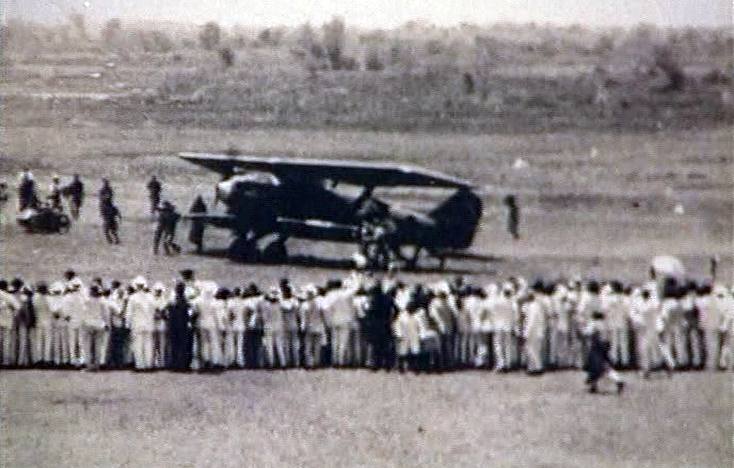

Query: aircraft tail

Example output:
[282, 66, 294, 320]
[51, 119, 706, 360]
[429, 189, 483, 250]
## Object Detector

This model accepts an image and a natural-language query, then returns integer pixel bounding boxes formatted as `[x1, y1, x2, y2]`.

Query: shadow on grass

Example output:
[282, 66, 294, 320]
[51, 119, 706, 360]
[192, 248, 501, 275]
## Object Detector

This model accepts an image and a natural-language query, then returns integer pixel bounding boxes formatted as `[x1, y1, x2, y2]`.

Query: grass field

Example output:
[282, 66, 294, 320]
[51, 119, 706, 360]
[1, 370, 731, 467]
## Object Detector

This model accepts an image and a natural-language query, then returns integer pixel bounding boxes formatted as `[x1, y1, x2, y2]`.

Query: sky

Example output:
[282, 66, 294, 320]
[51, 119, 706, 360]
[4, 0, 732, 28]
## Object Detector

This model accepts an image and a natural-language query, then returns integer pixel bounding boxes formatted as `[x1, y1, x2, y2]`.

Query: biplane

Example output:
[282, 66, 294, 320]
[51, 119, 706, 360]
[179, 152, 483, 269]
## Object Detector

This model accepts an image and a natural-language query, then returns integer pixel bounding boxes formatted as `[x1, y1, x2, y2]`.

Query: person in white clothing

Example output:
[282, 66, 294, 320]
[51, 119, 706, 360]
[127, 276, 156, 370]
[602, 281, 630, 368]
[80, 285, 110, 369]
[522, 290, 547, 374]
[47, 282, 67, 365]
[32, 283, 54, 365]
[0, 280, 21, 366]
[61, 277, 86, 367]
[192, 282, 223, 368]
[328, 281, 355, 367]
[393, 302, 421, 372]
[716, 287, 734, 370]
[302, 286, 328, 368]
[260, 288, 286, 368]
[630, 288, 674, 378]
[490, 284, 517, 371]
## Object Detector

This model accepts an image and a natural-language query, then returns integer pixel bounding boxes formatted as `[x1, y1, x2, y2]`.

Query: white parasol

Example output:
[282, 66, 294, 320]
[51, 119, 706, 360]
[651, 255, 686, 281]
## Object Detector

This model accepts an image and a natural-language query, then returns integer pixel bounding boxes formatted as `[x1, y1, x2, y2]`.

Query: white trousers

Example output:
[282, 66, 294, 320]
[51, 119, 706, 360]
[199, 329, 222, 366]
[133, 331, 154, 369]
[34, 324, 54, 363]
[609, 327, 630, 367]
[525, 335, 544, 372]
[704, 329, 721, 370]
[331, 326, 351, 366]
[303, 333, 323, 367]
[263, 332, 286, 368]
[493, 330, 513, 370]
[0, 326, 14, 365]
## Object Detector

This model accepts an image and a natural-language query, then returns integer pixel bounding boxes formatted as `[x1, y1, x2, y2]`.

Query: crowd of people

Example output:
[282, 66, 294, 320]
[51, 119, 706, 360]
[1, 266, 732, 390]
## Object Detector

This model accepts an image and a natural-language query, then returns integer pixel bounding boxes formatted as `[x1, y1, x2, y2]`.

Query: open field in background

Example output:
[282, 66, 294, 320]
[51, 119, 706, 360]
[1, 370, 731, 467]
[1, 124, 732, 284]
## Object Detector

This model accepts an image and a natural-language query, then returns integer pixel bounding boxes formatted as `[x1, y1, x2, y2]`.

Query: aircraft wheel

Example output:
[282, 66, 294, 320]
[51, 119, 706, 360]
[228, 237, 257, 262]
[57, 214, 71, 234]
[260, 239, 288, 264]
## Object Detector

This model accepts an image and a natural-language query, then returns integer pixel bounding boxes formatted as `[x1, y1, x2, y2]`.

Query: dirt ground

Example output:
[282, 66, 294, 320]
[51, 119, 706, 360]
[1, 36, 733, 466]
[1, 370, 731, 467]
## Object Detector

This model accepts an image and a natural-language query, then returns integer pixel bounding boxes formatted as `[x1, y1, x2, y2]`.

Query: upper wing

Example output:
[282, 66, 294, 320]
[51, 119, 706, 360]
[179, 152, 473, 189]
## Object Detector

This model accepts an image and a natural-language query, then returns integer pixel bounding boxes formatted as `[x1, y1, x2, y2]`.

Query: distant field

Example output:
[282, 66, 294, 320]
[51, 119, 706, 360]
[1, 370, 730, 467]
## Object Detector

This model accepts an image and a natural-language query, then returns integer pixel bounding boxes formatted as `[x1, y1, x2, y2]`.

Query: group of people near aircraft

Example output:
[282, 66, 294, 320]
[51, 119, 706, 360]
[1, 266, 732, 390]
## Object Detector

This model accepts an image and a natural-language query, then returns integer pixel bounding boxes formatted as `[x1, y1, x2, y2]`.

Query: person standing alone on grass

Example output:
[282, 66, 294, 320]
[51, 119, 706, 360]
[64, 173, 85, 219]
[146, 176, 162, 216]
[100, 198, 122, 244]
[504, 195, 520, 240]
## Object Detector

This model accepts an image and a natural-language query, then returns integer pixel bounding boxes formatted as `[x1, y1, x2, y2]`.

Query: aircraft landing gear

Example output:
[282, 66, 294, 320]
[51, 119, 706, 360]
[259, 236, 288, 263]
[228, 236, 258, 262]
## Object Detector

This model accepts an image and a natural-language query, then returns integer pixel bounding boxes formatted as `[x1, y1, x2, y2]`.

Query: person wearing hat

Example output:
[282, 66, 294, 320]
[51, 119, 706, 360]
[300, 286, 326, 368]
[522, 288, 547, 374]
[260, 287, 286, 368]
[61, 277, 86, 367]
[278, 282, 301, 368]
[0, 280, 20, 366]
[490, 283, 516, 371]
[127, 276, 155, 370]
[105, 280, 129, 368]
[191, 282, 222, 369]
[151, 282, 169, 368]
[428, 284, 457, 370]
[32, 283, 54, 365]
[327, 280, 355, 367]
[47, 282, 67, 365]
[167, 282, 194, 370]
[80, 285, 111, 370]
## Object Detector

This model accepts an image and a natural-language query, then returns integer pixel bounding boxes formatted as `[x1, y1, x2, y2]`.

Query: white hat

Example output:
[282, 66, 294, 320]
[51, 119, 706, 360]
[152, 282, 166, 293]
[485, 283, 499, 297]
[132, 276, 148, 289]
[68, 277, 84, 289]
[50, 282, 65, 294]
